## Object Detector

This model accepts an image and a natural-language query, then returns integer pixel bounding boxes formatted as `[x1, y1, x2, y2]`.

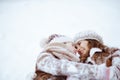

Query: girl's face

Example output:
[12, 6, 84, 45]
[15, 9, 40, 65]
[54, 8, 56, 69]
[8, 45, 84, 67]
[75, 40, 89, 55]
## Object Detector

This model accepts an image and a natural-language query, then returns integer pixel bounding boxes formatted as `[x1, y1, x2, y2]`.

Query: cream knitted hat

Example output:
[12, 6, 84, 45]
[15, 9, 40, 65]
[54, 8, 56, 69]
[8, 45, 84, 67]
[74, 31, 103, 44]
[40, 34, 73, 47]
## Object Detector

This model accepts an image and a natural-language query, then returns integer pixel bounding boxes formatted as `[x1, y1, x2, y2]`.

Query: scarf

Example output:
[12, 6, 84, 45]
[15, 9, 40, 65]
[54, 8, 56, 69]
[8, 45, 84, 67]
[43, 43, 80, 62]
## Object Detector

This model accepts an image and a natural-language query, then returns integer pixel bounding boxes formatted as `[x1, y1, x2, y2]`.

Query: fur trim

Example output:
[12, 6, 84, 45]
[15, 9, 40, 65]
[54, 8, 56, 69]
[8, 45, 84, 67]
[89, 48, 102, 57]
[74, 30, 103, 44]
[87, 48, 102, 64]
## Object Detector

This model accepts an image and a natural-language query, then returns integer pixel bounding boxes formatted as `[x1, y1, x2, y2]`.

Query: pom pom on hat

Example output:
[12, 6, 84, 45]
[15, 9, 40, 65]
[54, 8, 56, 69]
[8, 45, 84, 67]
[74, 30, 103, 44]
[40, 34, 73, 48]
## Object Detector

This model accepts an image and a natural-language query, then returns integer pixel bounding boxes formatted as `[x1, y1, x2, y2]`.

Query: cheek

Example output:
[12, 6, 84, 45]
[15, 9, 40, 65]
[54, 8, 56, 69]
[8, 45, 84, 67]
[84, 50, 90, 56]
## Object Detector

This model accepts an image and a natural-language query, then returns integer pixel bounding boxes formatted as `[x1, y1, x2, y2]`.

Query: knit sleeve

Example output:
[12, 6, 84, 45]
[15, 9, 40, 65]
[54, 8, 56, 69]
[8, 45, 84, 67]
[112, 50, 120, 65]
[109, 50, 120, 79]
[36, 52, 107, 79]
[36, 52, 80, 76]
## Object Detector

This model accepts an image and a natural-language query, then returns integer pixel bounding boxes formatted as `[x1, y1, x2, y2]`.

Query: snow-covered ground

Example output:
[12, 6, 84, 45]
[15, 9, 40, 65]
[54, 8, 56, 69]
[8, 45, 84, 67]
[0, 0, 120, 80]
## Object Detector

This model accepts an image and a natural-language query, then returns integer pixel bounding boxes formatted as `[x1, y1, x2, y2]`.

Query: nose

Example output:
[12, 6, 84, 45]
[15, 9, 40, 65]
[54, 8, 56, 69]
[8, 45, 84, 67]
[76, 47, 84, 55]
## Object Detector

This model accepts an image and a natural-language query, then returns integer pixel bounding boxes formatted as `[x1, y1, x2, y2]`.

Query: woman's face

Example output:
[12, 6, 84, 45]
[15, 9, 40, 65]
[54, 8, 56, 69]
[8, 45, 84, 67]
[75, 40, 89, 55]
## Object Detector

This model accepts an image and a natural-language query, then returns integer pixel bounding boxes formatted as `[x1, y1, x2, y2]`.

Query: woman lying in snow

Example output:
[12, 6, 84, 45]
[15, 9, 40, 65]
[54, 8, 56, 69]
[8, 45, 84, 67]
[74, 31, 120, 67]
[73, 31, 120, 80]
[32, 32, 120, 80]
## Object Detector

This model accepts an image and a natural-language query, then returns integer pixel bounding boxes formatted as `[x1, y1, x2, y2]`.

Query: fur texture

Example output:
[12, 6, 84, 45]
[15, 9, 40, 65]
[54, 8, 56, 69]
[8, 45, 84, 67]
[86, 47, 119, 67]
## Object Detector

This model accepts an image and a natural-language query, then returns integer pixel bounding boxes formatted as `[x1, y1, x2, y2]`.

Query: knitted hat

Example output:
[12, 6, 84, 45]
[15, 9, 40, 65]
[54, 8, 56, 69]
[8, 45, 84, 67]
[40, 34, 73, 47]
[74, 31, 103, 44]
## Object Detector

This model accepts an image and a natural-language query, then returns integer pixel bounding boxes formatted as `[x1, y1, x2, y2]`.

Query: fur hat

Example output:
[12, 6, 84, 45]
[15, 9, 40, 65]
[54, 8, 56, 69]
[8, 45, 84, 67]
[74, 31, 103, 44]
[40, 34, 73, 47]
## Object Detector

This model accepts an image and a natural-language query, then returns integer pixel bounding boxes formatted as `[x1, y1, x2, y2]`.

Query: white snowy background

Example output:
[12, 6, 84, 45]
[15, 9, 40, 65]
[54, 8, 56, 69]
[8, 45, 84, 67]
[0, 0, 120, 80]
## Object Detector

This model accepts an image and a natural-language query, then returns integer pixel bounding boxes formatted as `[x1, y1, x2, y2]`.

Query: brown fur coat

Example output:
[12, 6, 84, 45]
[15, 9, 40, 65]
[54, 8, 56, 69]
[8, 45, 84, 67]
[86, 47, 119, 67]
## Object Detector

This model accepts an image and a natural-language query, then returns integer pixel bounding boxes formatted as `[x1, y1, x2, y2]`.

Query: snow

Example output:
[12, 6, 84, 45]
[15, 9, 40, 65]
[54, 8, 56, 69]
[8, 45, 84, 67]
[0, 0, 120, 80]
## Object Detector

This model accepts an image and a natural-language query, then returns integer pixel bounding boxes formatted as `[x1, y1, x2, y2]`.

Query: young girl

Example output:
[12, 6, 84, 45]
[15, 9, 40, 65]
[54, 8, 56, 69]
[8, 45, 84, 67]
[74, 31, 120, 79]
[74, 31, 120, 66]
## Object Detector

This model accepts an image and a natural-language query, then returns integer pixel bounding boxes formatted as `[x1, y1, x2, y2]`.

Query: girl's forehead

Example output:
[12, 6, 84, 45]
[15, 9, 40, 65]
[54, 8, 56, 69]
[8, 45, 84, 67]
[75, 40, 89, 45]
[76, 40, 85, 43]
